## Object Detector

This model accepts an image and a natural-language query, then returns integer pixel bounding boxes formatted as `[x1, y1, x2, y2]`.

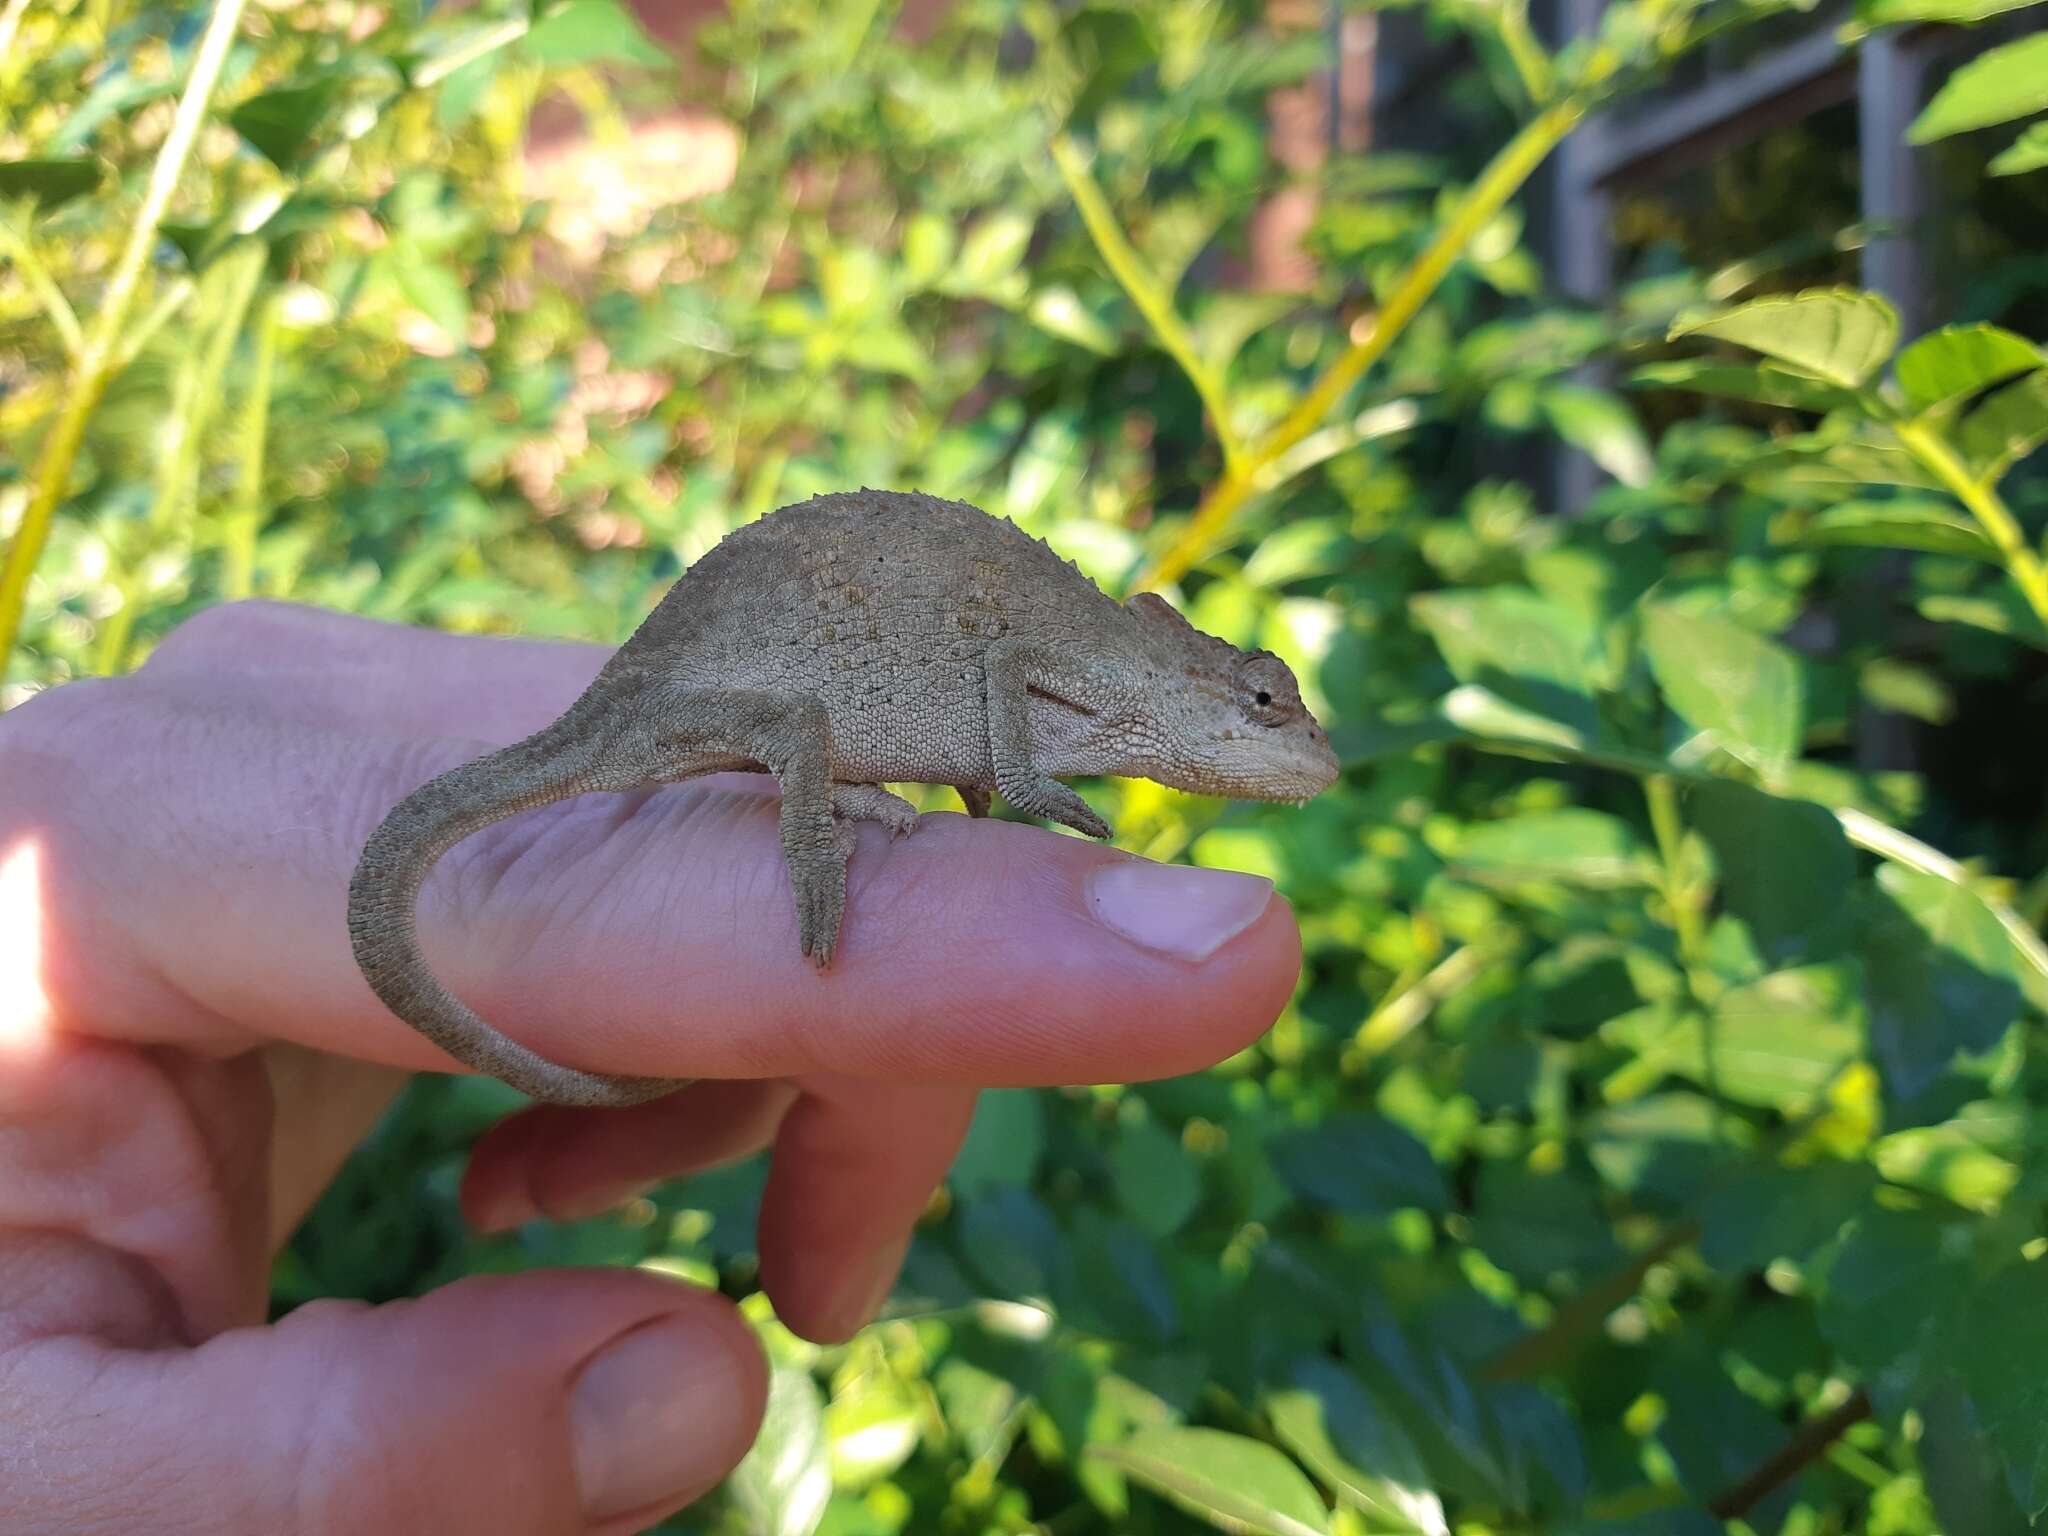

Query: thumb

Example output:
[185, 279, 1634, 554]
[6, 1269, 767, 1535]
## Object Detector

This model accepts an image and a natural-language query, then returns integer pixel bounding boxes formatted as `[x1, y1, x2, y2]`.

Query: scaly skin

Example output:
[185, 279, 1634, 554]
[347, 490, 1340, 1107]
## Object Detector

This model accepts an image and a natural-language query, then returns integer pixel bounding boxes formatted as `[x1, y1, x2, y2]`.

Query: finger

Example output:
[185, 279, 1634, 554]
[0, 1268, 766, 1536]
[13, 639, 1303, 1087]
[140, 599, 612, 742]
[757, 1079, 978, 1343]
[460, 1078, 798, 1231]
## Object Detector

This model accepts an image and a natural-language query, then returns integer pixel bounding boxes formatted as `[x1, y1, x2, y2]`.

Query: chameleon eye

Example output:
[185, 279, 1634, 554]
[1256, 690, 1272, 706]
[1235, 654, 1298, 727]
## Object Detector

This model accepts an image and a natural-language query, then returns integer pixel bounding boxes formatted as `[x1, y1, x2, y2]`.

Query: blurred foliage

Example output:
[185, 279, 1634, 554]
[7, 0, 2048, 1532]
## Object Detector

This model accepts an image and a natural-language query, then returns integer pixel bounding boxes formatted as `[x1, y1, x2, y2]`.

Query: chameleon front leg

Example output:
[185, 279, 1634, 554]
[982, 639, 1114, 840]
[955, 785, 992, 819]
[831, 782, 921, 838]
[650, 689, 853, 965]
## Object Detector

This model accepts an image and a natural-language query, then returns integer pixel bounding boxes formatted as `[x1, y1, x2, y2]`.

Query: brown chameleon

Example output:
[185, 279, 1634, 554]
[347, 490, 1340, 1108]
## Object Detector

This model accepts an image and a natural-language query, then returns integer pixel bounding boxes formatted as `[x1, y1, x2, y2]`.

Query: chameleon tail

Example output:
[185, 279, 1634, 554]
[346, 718, 686, 1108]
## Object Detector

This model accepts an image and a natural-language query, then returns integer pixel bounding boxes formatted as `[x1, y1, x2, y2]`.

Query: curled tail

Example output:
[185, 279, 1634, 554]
[347, 721, 685, 1108]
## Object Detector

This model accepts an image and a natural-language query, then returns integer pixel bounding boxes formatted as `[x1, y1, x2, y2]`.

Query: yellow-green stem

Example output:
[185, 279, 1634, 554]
[224, 293, 281, 601]
[0, 0, 252, 677]
[1050, 134, 1244, 473]
[1139, 94, 1587, 589]
[1895, 418, 2048, 631]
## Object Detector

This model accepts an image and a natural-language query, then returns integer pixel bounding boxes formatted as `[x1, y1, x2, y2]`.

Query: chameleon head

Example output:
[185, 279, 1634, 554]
[1121, 592, 1341, 802]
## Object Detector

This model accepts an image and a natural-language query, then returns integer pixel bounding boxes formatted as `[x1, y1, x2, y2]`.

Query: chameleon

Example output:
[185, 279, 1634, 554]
[347, 489, 1341, 1108]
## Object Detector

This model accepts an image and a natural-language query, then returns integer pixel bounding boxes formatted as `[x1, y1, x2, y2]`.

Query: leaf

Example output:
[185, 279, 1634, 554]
[948, 210, 1034, 299]
[1641, 603, 1804, 779]
[1688, 782, 1855, 964]
[958, 1186, 1070, 1300]
[1630, 358, 1860, 413]
[1862, 874, 2024, 1098]
[1267, 1358, 1447, 1535]
[1957, 370, 2048, 482]
[393, 254, 469, 342]
[1411, 588, 1602, 737]
[1540, 385, 1654, 486]
[1881, 862, 2047, 1013]
[1112, 1116, 1202, 1238]
[1693, 1161, 1874, 1272]
[1027, 285, 1117, 354]
[1919, 1381, 2035, 1536]
[949, 1089, 1044, 1199]
[1800, 499, 2002, 561]
[521, 0, 670, 67]
[1953, 1261, 2048, 1515]
[1469, 1165, 1620, 1284]
[1707, 964, 1866, 1111]
[1669, 288, 1899, 389]
[1452, 809, 1653, 888]
[1818, 1209, 1973, 1406]
[229, 81, 341, 172]
[1091, 1426, 1331, 1536]
[729, 1363, 832, 1536]
[1859, 0, 2045, 22]
[0, 157, 105, 210]
[1895, 324, 2045, 414]
[1990, 121, 2048, 176]
[1268, 1115, 1448, 1215]
[1909, 34, 2048, 144]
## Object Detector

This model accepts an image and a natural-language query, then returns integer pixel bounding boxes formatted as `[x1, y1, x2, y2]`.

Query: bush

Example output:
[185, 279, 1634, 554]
[5, 0, 2048, 1531]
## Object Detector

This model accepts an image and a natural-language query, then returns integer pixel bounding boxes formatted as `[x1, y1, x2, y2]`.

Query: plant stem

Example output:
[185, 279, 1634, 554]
[1895, 417, 2048, 631]
[1138, 94, 1586, 588]
[0, 215, 85, 360]
[1049, 134, 1244, 473]
[224, 292, 281, 601]
[0, 0, 252, 678]
[1708, 1391, 1873, 1520]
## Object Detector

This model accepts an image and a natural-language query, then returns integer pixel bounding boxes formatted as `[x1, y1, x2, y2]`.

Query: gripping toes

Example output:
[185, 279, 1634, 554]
[1002, 774, 1112, 840]
[831, 782, 921, 838]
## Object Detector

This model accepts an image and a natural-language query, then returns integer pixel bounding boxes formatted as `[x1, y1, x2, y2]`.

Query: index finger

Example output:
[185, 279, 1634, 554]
[5, 609, 1304, 1089]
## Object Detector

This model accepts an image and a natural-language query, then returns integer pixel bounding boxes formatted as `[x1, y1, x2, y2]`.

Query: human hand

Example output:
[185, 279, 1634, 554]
[0, 600, 1304, 1535]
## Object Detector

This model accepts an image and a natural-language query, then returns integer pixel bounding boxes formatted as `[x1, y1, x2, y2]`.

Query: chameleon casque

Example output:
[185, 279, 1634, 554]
[348, 490, 1340, 1108]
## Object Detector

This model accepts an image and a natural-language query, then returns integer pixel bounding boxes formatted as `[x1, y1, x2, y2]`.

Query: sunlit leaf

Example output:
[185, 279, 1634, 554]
[1091, 1426, 1331, 1536]
[1857, 0, 2045, 23]
[1908, 33, 2048, 143]
[1957, 370, 2048, 482]
[1895, 324, 2045, 414]
[1641, 603, 1804, 779]
[1452, 809, 1653, 888]
[1267, 1359, 1446, 1535]
[522, 0, 671, 66]
[1631, 358, 1862, 412]
[1541, 384, 1654, 486]
[1799, 500, 2002, 561]
[1669, 288, 1899, 389]
[1990, 121, 2048, 176]
[729, 1364, 832, 1536]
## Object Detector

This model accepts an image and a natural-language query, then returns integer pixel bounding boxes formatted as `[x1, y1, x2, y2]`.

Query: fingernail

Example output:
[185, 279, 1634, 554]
[571, 1314, 754, 1521]
[1086, 860, 1274, 962]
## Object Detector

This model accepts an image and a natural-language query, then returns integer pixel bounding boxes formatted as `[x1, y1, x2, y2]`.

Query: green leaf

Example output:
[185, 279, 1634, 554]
[1669, 288, 1899, 389]
[1919, 1381, 2036, 1536]
[729, 1363, 832, 1536]
[522, 0, 670, 67]
[1630, 358, 1861, 413]
[1707, 964, 1866, 1111]
[1817, 1208, 1974, 1409]
[1862, 873, 2024, 1097]
[1267, 1359, 1446, 1535]
[1112, 1116, 1202, 1238]
[1990, 121, 2048, 176]
[1857, 0, 2046, 24]
[1954, 1262, 2048, 1515]
[393, 254, 469, 343]
[1958, 370, 2048, 482]
[1693, 1161, 1875, 1272]
[947, 210, 1034, 300]
[229, 81, 341, 172]
[1452, 809, 1653, 888]
[1688, 782, 1854, 964]
[1470, 1165, 1621, 1283]
[0, 157, 105, 210]
[1800, 499, 2002, 561]
[1641, 603, 1804, 779]
[1268, 1116, 1447, 1215]
[1411, 588, 1602, 736]
[1026, 285, 1118, 354]
[949, 1089, 1044, 1199]
[1091, 1426, 1331, 1536]
[1540, 384, 1654, 486]
[1896, 324, 2045, 414]
[1909, 34, 2048, 143]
